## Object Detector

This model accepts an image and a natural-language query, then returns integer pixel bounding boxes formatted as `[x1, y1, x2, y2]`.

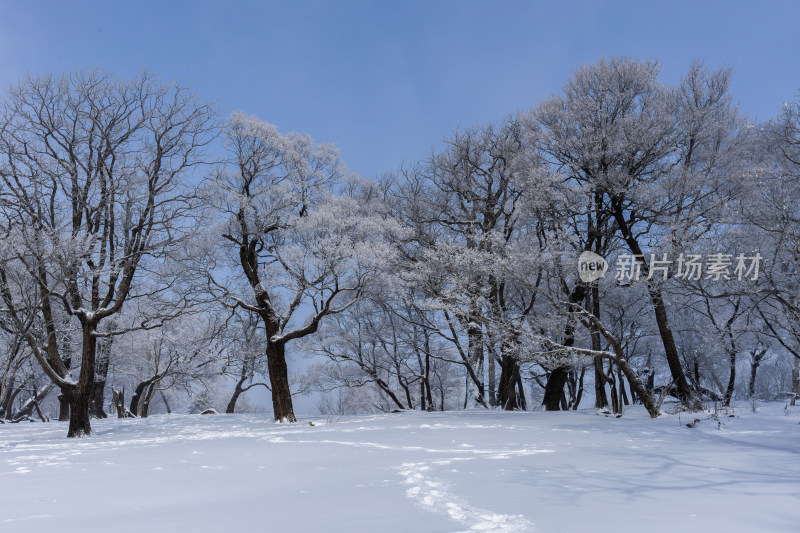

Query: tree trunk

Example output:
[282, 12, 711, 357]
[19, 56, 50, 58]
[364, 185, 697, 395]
[516, 370, 527, 410]
[141, 383, 156, 417]
[614, 355, 659, 417]
[267, 341, 296, 422]
[424, 353, 433, 411]
[11, 383, 53, 421]
[498, 346, 524, 411]
[749, 347, 766, 398]
[226, 384, 244, 414]
[226, 363, 249, 414]
[723, 350, 736, 407]
[543, 367, 569, 410]
[618, 365, 629, 406]
[129, 381, 148, 416]
[112, 387, 127, 418]
[593, 358, 609, 408]
[65, 321, 99, 437]
[58, 393, 70, 421]
[488, 345, 497, 407]
[607, 361, 620, 414]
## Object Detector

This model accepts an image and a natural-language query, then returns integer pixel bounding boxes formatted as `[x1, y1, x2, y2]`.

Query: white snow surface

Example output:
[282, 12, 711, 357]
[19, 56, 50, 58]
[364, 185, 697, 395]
[1, 404, 799, 532]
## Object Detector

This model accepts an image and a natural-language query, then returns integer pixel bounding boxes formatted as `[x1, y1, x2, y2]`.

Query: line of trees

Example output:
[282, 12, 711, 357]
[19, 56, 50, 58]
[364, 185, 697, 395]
[1, 58, 798, 437]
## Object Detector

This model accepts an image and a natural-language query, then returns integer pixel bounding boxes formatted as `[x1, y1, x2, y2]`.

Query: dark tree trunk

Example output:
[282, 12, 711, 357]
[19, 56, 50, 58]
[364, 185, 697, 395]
[226, 362, 249, 414]
[618, 365, 629, 406]
[791, 356, 799, 406]
[66, 388, 91, 437]
[607, 361, 620, 414]
[723, 350, 736, 406]
[226, 384, 245, 414]
[2, 386, 20, 420]
[64, 322, 99, 437]
[129, 381, 148, 416]
[543, 367, 569, 411]
[141, 383, 156, 417]
[11, 383, 53, 421]
[498, 347, 524, 411]
[399, 374, 413, 409]
[487, 344, 497, 407]
[593, 358, 609, 408]
[112, 387, 127, 418]
[58, 393, 70, 421]
[749, 347, 766, 398]
[424, 353, 433, 411]
[516, 369, 527, 410]
[615, 356, 659, 417]
[267, 341, 296, 422]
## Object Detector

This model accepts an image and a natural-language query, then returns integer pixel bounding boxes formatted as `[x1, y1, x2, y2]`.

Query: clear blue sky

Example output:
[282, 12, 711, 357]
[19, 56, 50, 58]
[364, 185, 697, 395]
[1, 0, 799, 178]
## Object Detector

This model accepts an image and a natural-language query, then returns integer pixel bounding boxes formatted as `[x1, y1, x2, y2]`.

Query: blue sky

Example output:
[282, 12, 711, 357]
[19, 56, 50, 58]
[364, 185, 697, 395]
[1, 1, 799, 178]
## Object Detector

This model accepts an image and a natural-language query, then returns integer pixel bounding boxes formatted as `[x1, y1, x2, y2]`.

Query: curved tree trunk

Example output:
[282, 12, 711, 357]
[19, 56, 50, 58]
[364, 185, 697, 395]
[226, 374, 248, 414]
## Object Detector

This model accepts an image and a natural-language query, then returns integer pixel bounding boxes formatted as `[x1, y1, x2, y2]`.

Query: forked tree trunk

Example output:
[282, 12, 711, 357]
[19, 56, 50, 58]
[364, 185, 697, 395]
[226, 376, 247, 414]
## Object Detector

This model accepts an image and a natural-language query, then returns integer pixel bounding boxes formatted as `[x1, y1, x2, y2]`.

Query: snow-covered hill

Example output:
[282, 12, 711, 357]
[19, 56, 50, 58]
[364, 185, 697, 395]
[1, 404, 798, 532]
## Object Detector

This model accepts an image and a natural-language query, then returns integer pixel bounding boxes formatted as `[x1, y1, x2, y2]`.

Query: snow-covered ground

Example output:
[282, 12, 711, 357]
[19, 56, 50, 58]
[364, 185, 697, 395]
[1, 403, 798, 533]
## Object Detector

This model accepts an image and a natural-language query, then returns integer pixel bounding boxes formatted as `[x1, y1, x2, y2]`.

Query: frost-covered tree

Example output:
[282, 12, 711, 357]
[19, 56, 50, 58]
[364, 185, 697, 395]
[532, 58, 748, 409]
[206, 113, 396, 422]
[0, 70, 215, 436]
